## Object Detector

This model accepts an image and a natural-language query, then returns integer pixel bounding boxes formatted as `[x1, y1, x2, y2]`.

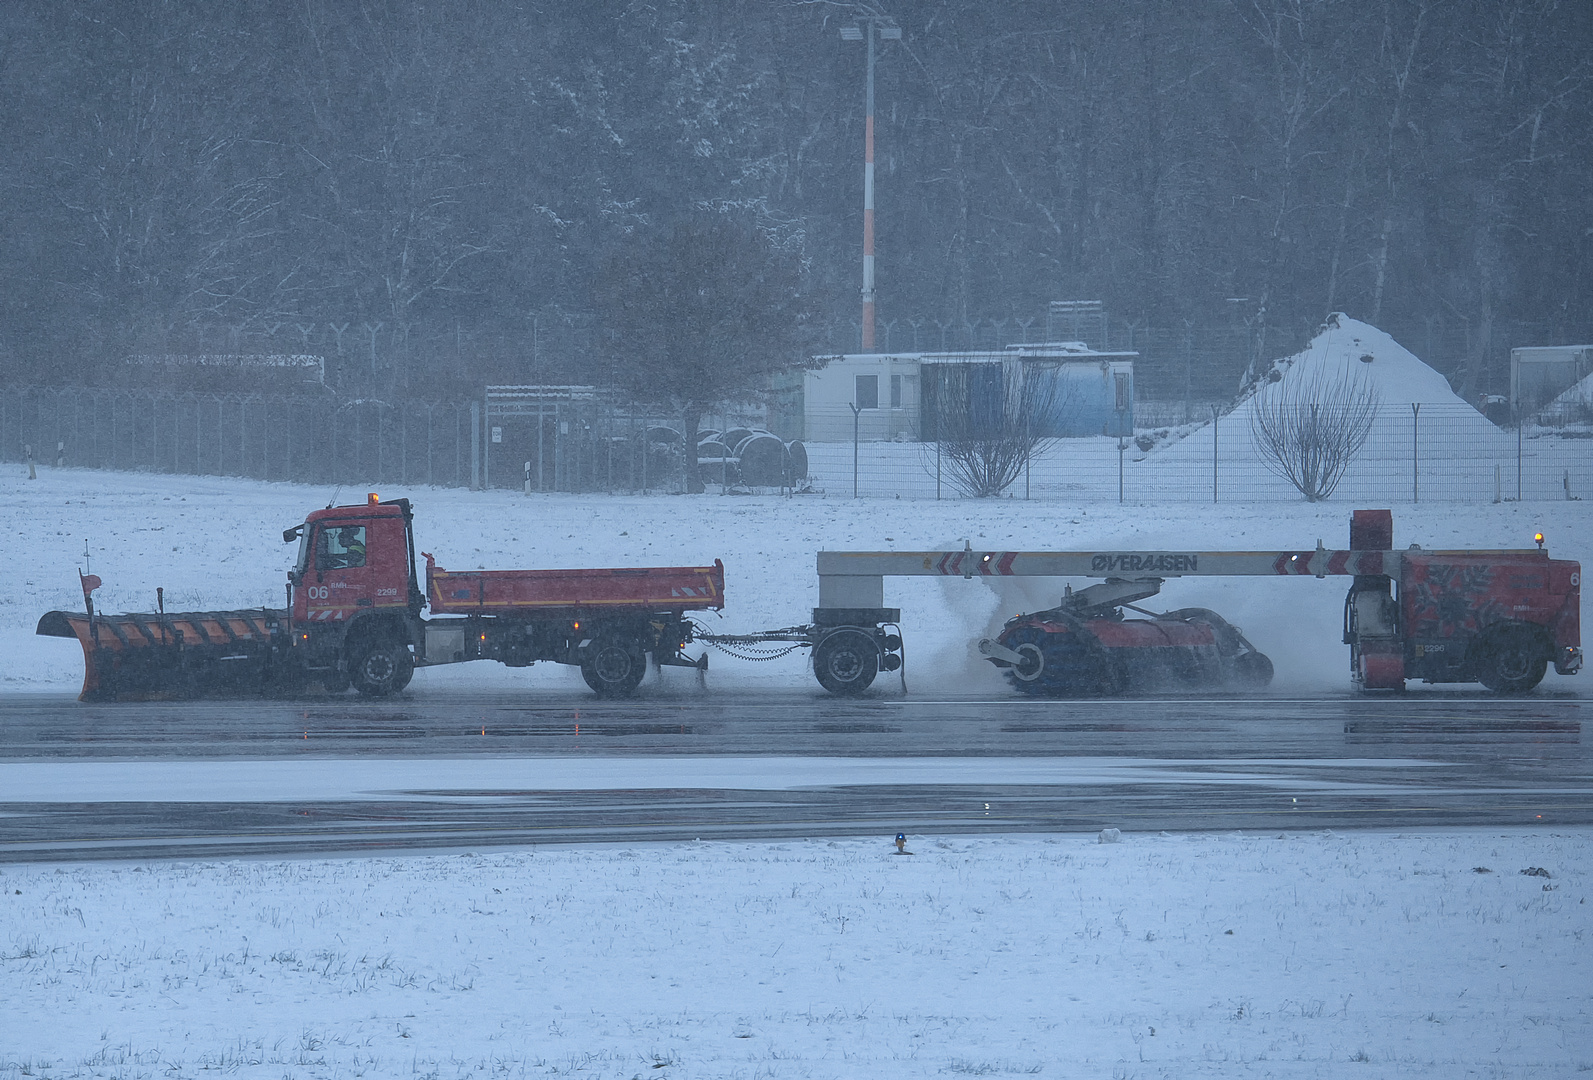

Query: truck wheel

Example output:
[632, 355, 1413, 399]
[581, 638, 646, 697]
[349, 638, 414, 698]
[813, 629, 879, 696]
[1476, 627, 1547, 693]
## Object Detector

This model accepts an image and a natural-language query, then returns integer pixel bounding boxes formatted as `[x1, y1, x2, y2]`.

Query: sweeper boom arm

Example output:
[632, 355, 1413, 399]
[816, 543, 1406, 608]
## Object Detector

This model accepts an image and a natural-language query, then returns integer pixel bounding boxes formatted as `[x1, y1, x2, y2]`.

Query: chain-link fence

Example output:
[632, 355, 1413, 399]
[0, 385, 772, 495]
[0, 386, 478, 488]
[801, 402, 1593, 503]
[8, 386, 1587, 503]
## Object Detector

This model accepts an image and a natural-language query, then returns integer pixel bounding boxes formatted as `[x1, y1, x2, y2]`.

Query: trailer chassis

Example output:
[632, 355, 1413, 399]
[695, 607, 906, 695]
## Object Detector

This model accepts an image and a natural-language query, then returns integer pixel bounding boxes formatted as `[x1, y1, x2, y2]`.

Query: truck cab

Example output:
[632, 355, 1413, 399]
[1343, 509, 1582, 693]
[283, 496, 424, 693]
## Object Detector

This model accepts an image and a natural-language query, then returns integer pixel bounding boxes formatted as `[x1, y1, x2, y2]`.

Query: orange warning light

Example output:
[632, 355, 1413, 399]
[1534, 533, 1545, 549]
[368, 492, 380, 505]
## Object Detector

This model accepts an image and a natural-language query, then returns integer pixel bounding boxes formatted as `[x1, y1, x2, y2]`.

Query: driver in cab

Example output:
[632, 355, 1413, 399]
[321, 525, 366, 570]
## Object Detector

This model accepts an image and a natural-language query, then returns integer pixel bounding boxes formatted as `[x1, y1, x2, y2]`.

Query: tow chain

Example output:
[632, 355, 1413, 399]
[700, 638, 807, 661]
[692, 623, 813, 662]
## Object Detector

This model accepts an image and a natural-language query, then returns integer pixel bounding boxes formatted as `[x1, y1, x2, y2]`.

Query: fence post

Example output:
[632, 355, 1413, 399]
[1412, 402, 1420, 503]
[851, 403, 861, 498]
[1516, 411, 1523, 500]
[470, 400, 481, 490]
[1212, 405, 1219, 502]
[1118, 439, 1125, 502]
[936, 439, 941, 500]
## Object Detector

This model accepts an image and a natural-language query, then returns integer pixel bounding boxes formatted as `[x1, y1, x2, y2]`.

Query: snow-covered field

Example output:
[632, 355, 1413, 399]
[4, 830, 1591, 1079]
[3, 462, 1592, 1077]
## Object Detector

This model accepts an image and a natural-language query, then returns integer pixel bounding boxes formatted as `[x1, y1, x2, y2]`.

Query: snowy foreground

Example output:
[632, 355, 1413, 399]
[3, 829, 1590, 1080]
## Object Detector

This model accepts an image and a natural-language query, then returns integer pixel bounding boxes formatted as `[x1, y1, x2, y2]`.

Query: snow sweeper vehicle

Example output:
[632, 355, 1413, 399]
[36, 496, 726, 700]
[966, 510, 1580, 695]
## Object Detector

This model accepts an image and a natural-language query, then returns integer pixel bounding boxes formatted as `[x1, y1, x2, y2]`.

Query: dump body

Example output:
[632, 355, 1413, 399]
[425, 556, 724, 616]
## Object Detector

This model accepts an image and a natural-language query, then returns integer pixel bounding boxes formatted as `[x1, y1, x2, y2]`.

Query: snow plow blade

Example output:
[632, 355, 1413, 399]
[36, 608, 287, 702]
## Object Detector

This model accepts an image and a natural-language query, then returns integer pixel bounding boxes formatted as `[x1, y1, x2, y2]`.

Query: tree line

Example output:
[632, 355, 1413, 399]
[0, 0, 1587, 403]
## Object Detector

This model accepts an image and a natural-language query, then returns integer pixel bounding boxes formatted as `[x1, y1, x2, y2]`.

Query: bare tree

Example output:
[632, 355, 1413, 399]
[1248, 362, 1381, 501]
[594, 214, 816, 494]
[920, 360, 1068, 497]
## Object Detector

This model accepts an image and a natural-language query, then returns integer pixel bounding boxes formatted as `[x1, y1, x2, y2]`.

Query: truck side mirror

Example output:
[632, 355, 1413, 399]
[283, 524, 304, 543]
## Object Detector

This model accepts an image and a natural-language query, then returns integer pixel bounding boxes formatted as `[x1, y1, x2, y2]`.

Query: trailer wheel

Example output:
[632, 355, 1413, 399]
[813, 629, 879, 696]
[349, 638, 414, 698]
[1476, 627, 1547, 693]
[581, 638, 646, 698]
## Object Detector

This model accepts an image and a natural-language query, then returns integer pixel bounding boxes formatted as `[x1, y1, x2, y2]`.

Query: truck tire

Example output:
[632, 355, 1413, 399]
[349, 638, 414, 698]
[581, 637, 646, 698]
[813, 629, 879, 696]
[1476, 626, 1547, 694]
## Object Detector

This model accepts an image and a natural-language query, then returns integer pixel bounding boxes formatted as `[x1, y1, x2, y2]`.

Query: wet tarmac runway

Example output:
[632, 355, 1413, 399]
[0, 688, 1587, 862]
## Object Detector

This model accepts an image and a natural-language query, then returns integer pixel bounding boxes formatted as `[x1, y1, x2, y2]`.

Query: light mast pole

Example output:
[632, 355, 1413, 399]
[862, 24, 877, 351]
[843, 17, 899, 353]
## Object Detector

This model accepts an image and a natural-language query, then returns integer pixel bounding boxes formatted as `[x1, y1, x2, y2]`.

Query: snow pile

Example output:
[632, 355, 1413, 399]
[2, 829, 1590, 1079]
[1140, 315, 1515, 501]
[1244, 313, 1474, 410]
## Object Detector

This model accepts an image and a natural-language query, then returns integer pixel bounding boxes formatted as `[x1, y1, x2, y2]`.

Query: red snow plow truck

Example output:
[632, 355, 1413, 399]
[37, 496, 724, 701]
